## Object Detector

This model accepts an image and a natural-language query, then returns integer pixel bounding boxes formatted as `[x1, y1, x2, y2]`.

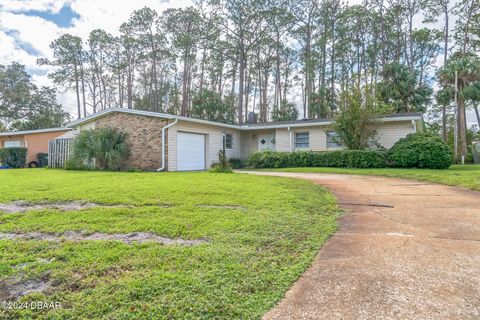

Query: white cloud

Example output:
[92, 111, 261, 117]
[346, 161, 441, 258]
[0, 0, 194, 115]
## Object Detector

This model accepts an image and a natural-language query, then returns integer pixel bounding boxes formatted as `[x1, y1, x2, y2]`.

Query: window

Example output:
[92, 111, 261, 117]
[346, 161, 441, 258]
[326, 131, 344, 148]
[225, 133, 233, 149]
[295, 132, 309, 149]
[3, 140, 21, 148]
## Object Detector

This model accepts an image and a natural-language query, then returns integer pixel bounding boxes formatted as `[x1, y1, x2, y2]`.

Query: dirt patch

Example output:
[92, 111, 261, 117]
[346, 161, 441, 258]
[14, 258, 54, 270]
[197, 204, 246, 210]
[0, 200, 129, 214]
[0, 231, 208, 246]
[0, 277, 51, 301]
[0, 201, 176, 214]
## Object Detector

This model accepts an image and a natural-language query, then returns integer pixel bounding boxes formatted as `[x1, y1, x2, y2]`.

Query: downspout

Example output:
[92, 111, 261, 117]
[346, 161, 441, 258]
[288, 127, 292, 152]
[411, 119, 417, 133]
[157, 118, 178, 172]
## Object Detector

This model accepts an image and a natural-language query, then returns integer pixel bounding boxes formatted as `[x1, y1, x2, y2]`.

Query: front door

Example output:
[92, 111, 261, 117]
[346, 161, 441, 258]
[258, 133, 275, 151]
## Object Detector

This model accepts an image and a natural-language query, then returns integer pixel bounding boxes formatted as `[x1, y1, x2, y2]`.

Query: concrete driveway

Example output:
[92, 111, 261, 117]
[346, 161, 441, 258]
[241, 172, 480, 320]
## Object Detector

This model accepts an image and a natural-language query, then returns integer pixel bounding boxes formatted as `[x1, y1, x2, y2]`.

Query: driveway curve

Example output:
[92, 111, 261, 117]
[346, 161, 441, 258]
[241, 171, 480, 320]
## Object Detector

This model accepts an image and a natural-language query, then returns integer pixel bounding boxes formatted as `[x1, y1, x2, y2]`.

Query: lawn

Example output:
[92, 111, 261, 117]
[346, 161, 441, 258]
[0, 169, 338, 319]
[259, 165, 480, 191]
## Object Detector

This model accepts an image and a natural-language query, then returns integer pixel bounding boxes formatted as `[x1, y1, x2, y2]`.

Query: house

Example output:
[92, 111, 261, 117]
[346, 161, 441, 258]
[0, 128, 72, 166]
[66, 108, 423, 171]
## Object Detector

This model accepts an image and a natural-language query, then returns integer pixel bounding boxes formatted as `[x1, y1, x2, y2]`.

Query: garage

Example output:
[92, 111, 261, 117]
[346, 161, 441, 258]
[177, 132, 206, 171]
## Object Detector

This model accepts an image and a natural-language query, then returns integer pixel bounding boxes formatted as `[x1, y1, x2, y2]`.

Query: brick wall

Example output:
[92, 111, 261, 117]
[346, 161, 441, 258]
[95, 113, 168, 170]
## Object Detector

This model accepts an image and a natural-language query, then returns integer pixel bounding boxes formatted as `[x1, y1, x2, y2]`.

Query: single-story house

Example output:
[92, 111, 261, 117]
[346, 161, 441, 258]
[65, 108, 423, 171]
[0, 128, 71, 166]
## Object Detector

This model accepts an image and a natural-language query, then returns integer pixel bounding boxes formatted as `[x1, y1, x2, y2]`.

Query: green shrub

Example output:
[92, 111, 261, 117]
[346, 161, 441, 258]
[209, 150, 233, 173]
[0, 147, 27, 168]
[247, 150, 387, 169]
[70, 127, 130, 170]
[229, 158, 244, 169]
[209, 164, 233, 173]
[388, 133, 452, 169]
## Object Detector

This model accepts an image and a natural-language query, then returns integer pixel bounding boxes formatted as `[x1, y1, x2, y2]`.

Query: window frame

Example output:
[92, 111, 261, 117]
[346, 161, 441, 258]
[224, 133, 233, 149]
[326, 130, 344, 149]
[294, 132, 310, 149]
[3, 140, 22, 148]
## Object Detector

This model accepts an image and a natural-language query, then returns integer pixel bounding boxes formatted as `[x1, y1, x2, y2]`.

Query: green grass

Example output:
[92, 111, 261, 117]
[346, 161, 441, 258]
[257, 165, 480, 191]
[0, 169, 338, 319]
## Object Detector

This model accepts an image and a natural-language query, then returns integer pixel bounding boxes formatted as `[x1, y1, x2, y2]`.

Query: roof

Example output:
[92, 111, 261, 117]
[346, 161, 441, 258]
[0, 127, 71, 137]
[67, 108, 241, 130]
[67, 107, 423, 131]
[246, 112, 424, 129]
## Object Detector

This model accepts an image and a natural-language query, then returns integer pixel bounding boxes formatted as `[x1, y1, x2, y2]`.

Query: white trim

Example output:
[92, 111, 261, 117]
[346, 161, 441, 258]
[0, 127, 71, 137]
[66, 107, 423, 132]
[67, 108, 240, 130]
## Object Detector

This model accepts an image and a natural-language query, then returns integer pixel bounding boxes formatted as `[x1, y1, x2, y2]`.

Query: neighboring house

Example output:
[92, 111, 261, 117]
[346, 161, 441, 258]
[0, 128, 71, 166]
[66, 108, 423, 171]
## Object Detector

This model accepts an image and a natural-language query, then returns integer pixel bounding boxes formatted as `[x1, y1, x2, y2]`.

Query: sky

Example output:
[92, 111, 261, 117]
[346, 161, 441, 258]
[0, 0, 476, 126]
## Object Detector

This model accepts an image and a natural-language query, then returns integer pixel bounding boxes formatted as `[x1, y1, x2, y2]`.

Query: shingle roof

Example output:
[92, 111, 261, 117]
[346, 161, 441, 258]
[0, 127, 71, 137]
[66, 107, 423, 131]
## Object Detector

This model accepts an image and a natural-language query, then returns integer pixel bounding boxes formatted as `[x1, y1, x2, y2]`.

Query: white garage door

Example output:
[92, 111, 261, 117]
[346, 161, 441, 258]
[177, 132, 206, 171]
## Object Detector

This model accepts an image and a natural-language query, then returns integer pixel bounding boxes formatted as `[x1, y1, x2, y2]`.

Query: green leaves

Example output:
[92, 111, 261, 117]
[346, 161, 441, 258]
[0, 63, 68, 130]
[0, 147, 27, 168]
[191, 89, 236, 124]
[333, 86, 381, 150]
[388, 133, 452, 169]
[377, 62, 432, 113]
[70, 128, 130, 171]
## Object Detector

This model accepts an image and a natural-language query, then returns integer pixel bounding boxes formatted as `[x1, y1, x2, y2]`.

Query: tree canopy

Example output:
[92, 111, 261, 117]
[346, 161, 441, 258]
[0, 63, 69, 131]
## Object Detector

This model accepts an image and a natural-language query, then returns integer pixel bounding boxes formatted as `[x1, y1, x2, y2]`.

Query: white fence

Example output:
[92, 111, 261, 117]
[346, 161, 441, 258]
[48, 138, 73, 168]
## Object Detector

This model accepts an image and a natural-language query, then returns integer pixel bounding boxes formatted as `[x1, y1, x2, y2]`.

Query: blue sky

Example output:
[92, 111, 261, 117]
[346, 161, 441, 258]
[20, 3, 80, 28]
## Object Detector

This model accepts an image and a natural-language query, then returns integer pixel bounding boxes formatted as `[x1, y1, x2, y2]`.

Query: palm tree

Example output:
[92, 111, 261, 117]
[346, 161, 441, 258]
[437, 52, 480, 159]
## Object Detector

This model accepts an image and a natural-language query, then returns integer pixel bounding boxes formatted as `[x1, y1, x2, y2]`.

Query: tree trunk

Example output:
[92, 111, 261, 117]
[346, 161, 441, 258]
[458, 94, 468, 158]
[74, 64, 81, 119]
[80, 64, 87, 117]
[238, 52, 246, 124]
[442, 5, 449, 142]
[181, 49, 189, 116]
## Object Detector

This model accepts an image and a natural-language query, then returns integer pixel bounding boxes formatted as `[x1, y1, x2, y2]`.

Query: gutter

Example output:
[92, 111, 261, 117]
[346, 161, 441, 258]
[287, 127, 292, 152]
[157, 118, 178, 172]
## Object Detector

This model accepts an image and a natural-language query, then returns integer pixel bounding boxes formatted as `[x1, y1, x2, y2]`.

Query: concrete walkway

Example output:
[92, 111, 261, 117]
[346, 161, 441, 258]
[242, 172, 480, 320]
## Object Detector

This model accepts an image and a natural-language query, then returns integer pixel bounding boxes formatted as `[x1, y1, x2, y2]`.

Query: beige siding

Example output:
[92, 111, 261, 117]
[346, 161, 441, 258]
[168, 120, 241, 171]
[240, 130, 277, 158]
[275, 129, 291, 151]
[240, 133, 257, 159]
[275, 127, 327, 152]
[376, 121, 414, 149]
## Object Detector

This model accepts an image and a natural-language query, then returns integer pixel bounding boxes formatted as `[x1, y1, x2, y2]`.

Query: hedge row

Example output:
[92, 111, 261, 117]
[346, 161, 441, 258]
[246, 134, 453, 169]
[247, 150, 387, 169]
[0, 147, 27, 168]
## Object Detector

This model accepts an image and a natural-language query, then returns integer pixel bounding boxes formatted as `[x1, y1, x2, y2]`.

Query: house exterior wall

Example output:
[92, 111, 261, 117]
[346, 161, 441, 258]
[0, 131, 68, 164]
[94, 112, 168, 170]
[68, 110, 418, 170]
[167, 120, 241, 171]
[376, 121, 414, 149]
[275, 127, 327, 152]
[240, 130, 274, 159]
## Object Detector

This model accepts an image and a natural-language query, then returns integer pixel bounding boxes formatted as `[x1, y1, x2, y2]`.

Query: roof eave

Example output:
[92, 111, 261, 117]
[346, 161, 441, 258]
[0, 127, 71, 137]
[67, 108, 423, 131]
